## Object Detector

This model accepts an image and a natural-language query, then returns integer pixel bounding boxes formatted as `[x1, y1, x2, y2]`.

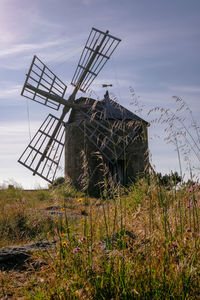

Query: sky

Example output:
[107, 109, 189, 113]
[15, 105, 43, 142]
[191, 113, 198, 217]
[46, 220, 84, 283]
[0, 0, 200, 189]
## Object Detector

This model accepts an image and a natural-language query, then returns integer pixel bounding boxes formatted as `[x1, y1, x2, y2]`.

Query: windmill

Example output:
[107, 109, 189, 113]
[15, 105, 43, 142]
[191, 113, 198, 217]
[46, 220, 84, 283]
[18, 28, 149, 192]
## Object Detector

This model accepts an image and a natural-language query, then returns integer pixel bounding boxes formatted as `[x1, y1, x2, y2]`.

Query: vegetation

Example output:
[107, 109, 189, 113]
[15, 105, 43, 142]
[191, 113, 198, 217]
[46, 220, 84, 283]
[156, 171, 182, 187]
[0, 176, 199, 299]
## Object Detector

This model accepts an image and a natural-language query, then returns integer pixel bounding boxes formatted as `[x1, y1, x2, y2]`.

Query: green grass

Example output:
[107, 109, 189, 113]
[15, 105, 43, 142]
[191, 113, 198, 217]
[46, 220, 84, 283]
[0, 178, 199, 299]
[0, 184, 83, 247]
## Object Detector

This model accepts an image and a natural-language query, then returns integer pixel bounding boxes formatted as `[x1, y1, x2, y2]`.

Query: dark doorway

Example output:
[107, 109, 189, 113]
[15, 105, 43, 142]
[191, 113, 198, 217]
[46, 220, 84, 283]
[110, 160, 127, 185]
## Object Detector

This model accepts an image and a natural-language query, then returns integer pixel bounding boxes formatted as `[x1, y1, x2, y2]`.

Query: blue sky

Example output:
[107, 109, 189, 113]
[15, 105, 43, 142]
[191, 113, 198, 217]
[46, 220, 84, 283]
[0, 0, 200, 188]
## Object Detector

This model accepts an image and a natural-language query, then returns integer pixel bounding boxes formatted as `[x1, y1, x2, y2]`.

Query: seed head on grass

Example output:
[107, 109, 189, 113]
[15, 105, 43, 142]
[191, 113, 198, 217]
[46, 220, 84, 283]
[79, 236, 86, 243]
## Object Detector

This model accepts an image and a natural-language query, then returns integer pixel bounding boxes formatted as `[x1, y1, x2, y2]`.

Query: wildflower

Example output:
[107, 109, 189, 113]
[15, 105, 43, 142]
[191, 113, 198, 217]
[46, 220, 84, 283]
[81, 218, 85, 224]
[79, 236, 86, 243]
[21, 197, 26, 203]
[73, 246, 81, 254]
[61, 233, 66, 237]
[187, 200, 195, 208]
[62, 241, 67, 247]
[77, 198, 83, 203]
[189, 201, 193, 208]
[47, 231, 51, 235]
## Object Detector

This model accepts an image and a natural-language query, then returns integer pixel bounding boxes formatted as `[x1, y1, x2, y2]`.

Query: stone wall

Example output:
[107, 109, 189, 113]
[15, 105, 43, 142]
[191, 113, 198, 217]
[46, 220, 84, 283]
[125, 126, 149, 182]
[65, 123, 104, 196]
[65, 122, 149, 196]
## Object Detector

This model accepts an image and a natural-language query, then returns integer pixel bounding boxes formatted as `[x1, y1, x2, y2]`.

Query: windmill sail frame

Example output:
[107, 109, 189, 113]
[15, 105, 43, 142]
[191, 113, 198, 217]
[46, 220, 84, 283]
[71, 27, 121, 92]
[18, 114, 65, 183]
[19, 28, 124, 184]
[21, 55, 67, 110]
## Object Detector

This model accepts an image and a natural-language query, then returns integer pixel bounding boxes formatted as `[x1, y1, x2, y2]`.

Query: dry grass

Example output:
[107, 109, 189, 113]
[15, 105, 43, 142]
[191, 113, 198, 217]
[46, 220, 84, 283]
[0, 178, 199, 299]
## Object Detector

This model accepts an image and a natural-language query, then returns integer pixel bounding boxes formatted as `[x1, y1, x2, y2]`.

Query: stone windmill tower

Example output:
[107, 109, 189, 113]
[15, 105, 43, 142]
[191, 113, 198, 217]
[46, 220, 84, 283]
[18, 28, 149, 194]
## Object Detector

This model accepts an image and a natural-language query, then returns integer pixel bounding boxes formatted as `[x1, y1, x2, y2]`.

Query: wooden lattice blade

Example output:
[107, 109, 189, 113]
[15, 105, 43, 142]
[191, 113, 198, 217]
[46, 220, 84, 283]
[21, 56, 67, 110]
[71, 28, 121, 93]
[18, 114, 65, 183]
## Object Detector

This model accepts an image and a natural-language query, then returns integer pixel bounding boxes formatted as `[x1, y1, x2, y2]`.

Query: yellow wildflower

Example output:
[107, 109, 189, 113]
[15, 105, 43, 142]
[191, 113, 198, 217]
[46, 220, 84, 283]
[77, 198, 83, 203]
[62, 241, 67, 247]
[81, 217, 85, 223]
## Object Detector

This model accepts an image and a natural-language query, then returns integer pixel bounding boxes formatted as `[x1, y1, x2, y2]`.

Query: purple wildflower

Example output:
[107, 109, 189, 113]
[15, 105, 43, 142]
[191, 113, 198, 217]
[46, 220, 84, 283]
[189, 201, 193, 208]
[73, 246, 81, 254]
[21, 197, 26, 203]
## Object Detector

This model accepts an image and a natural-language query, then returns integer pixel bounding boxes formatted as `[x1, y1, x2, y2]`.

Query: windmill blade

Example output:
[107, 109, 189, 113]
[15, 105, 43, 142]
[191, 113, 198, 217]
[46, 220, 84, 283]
[18, 114, 65, 183]
[78, 110, 140, 164]
[21, 56, 67, 110]
[71, 28, 121, 93]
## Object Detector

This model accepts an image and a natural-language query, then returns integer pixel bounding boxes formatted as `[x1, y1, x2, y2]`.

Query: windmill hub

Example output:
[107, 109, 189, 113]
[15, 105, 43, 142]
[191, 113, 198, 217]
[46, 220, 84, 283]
[18, 28, 149, 194]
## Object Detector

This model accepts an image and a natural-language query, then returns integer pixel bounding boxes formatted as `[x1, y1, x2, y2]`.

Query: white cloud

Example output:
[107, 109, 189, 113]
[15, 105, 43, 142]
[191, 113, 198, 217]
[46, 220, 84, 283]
[169, 85, 200, 94]
[0, 39, 68, 58]
[0, 83, 21, 100]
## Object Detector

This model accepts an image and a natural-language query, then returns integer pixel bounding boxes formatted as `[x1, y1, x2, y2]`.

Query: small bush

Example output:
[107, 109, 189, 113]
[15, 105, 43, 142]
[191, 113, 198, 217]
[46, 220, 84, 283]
[51, 177, 65, 187]
[36, 189, 50, 201]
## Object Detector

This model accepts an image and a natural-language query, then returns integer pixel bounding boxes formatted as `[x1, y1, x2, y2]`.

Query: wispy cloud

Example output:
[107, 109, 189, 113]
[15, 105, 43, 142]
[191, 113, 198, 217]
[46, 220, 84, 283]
[0, 39, 68, 58]
[0, 120, 43, 136]
[169, 85, 200, 94]
[0, 82, 21, 101]
[0, 37, 84, 71]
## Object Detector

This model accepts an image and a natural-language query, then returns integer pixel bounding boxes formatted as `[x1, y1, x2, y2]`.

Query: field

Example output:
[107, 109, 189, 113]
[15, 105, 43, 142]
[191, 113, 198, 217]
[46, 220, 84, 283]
[0, 177, 199, 299]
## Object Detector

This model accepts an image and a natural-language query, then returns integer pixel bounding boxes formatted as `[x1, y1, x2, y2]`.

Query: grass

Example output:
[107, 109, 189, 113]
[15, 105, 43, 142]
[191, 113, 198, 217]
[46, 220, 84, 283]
[0, 178, 199, 299]
[0, 184, 83, 248]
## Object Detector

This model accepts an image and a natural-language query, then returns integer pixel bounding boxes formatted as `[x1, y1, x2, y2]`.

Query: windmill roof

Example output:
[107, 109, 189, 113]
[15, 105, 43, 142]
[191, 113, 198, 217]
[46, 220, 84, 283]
[69, 94, 149, 125]
[102, 95, 148, 124]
